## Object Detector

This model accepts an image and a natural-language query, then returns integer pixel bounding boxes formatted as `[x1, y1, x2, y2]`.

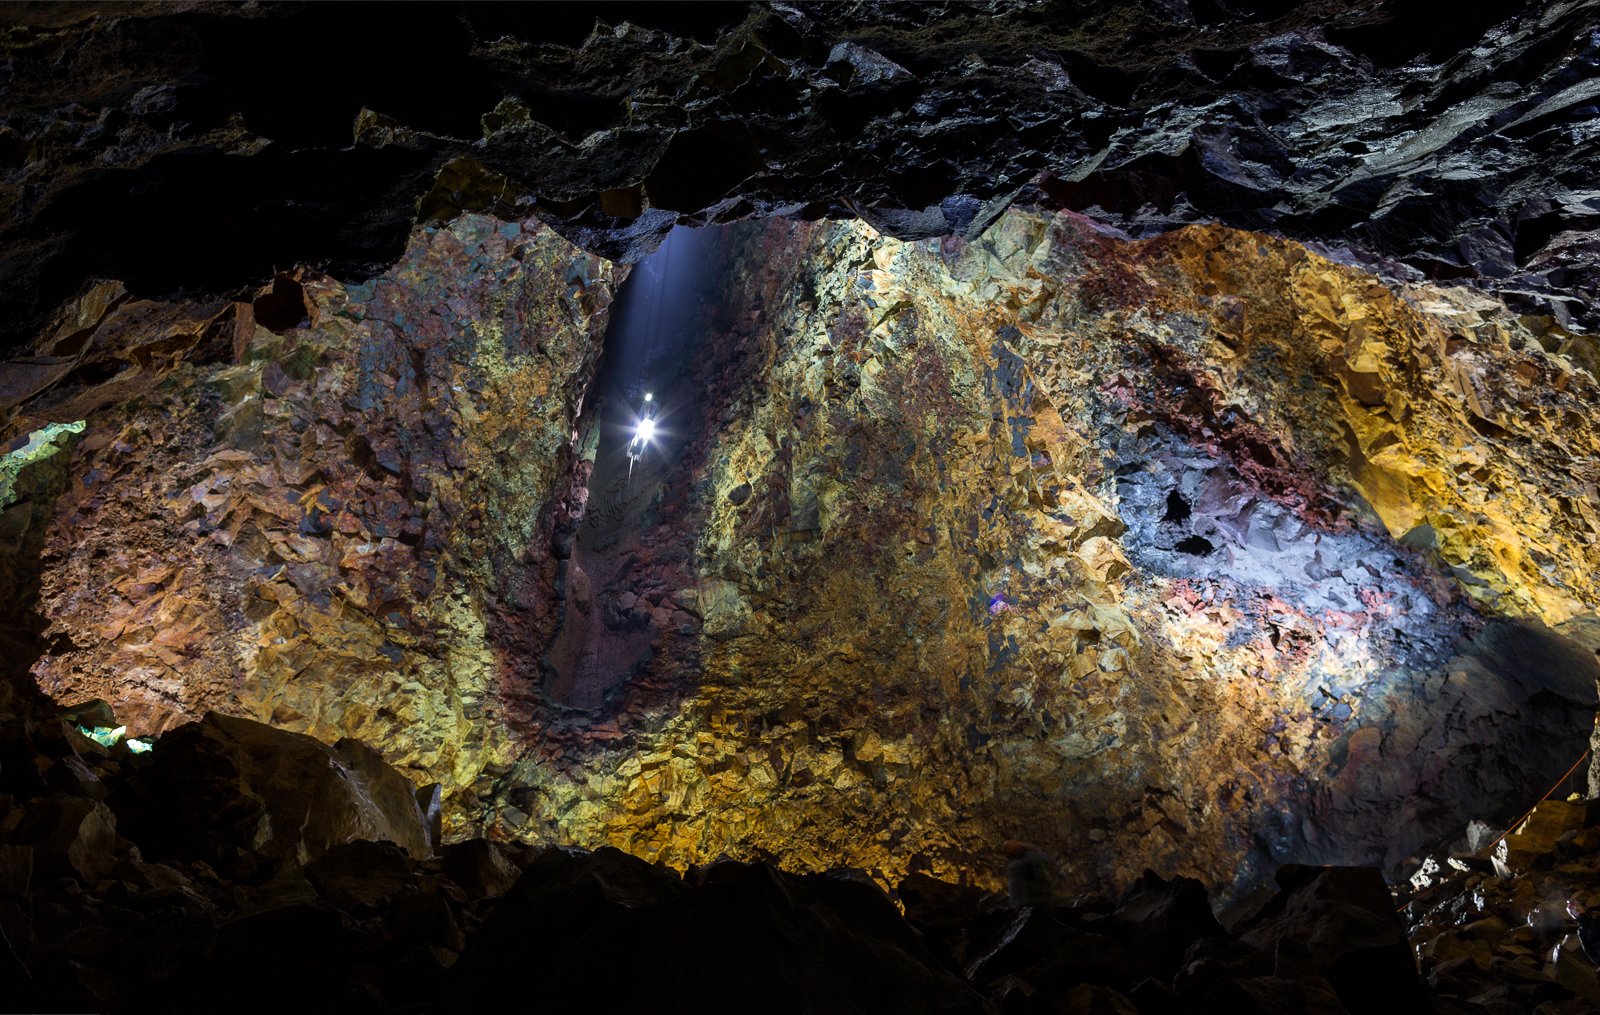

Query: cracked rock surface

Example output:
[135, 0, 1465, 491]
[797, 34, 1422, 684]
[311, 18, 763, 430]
[5, 204, 1598, 905]
[2, 0, 1598, 352]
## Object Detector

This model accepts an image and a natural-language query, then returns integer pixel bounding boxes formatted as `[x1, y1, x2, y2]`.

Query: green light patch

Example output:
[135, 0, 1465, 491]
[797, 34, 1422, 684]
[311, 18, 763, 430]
[79, 725, 126, 749]
[0, 420, 86, 509]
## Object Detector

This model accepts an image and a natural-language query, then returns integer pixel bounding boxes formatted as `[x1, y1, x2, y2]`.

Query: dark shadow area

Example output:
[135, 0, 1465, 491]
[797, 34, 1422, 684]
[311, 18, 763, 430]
[0, 426, 80, 698]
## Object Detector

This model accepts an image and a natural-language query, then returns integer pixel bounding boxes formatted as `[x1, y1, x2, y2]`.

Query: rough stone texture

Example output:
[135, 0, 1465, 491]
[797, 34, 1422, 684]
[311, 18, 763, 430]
[15, 214, 618, 839]
[12, 204, 1597, 906]
[0, 419, 83, 684]
[1, 1, 1598, 353]
[1238, 864, 1429, 1012]
[121, 712, 433, 871]
[2, 5, 1597, 1008]
[0, 670, 1439, 1014]
[13, 794, 118, 883]
[501, 209, 1600, 900]
[1402, 798, 1600, 1013]
[453, 847, 987, 1015]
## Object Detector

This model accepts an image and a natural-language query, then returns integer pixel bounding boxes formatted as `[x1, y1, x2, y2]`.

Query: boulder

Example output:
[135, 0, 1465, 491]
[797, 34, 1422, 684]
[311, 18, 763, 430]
[1209, 974, 1346, 1015]
[1238, 865, 1428, 1013]
[1058, 982, 1139, 1015]
[899, 871, 1004, 968]
[1497, 800, 1591, 872]
[305, 839, 416, 913]
[385, 888, 465, 951]
[125, 712, 430, 874]
[46, 755, 107, 800]
[208, 901, 358, 1014]
[1547, 931, 1600, 1008]
[14, 794, 118, 883]
[58, 699, 117, 730]
[1110, 870, 1227, 978]
[452, 847, 985, 1014]
[438, 838, 521, 899]
[964, 907, 1139, 996]
[0, 843, 32, 897]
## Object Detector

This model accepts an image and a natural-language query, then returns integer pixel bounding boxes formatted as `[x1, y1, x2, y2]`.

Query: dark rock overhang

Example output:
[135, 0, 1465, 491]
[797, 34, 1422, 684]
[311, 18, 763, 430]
[2, 0, 1597, 352]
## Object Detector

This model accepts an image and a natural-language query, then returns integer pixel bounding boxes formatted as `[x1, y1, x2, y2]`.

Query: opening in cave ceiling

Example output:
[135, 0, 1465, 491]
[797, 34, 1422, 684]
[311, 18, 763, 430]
[1, 3, 1600, 1012]
[544, 225, 720, 712]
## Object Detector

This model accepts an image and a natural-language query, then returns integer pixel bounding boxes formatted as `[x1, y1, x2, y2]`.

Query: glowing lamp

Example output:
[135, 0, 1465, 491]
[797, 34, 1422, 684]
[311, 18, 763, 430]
[636, 417, 657, 441]
[644, 392, 653, 402]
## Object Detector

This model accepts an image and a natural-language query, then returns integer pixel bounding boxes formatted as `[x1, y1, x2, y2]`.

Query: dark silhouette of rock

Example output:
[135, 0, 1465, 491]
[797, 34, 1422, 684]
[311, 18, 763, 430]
[385, 887, 465, 952]
[965, 907, 1139, 997]
[305, 839, 417, 914]
[0, 843, 31, 898]
[452, 846, 987, 1014]
[1110, 870, 1227, 978]
[899, 870, 1004, 970]
[13, 794, 118, 882]
[1238, 864, 1429, 1013]
[206, 900, 362, 1015]
[118, 712, 431, 877]
[438, 838, 522, 900]
[1058, 982, 1140, 1014]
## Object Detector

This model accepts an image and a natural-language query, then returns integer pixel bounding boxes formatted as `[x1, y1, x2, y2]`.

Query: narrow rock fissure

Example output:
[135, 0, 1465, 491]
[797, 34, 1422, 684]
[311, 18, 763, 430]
[540, 226, 719, 714]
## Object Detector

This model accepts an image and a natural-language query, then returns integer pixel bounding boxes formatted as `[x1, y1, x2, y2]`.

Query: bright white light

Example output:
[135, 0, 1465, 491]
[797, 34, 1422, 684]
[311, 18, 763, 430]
[637, 418, 657, 441]
[644, 392, 653, 402]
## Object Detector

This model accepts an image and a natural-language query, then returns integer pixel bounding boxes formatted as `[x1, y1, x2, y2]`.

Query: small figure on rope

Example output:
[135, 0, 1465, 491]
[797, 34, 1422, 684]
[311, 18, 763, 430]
[626, 390, 659, 483]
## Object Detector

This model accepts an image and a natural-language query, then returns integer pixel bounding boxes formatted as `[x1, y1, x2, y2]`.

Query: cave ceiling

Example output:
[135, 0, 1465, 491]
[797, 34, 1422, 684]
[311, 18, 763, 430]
[2, 0, 1599, 355]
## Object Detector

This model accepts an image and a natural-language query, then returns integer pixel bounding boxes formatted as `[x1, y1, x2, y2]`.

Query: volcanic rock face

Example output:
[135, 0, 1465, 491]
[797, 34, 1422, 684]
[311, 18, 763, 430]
[2, 1, 1598, 352]
[12, 214, 618, 835]
[505, 210, 1600, 899]
[7, 203, 1598, 903]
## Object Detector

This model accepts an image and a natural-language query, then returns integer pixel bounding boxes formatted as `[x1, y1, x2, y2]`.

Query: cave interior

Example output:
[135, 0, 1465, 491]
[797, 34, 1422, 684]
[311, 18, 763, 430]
[2, 2, 1600, 1013]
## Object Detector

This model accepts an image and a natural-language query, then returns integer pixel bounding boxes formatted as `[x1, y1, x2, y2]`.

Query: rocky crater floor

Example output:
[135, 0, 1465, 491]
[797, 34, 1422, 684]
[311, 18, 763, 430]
[0, 680, 1455, 1014]
[7, 679, 1600, 1013]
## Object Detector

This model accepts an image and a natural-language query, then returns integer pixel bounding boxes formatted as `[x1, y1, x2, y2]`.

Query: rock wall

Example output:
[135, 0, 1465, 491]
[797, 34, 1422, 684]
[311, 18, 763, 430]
[9, 207, 1600, 900]
[507, 210, 1600, 899]
[17, 215, 619, 837]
